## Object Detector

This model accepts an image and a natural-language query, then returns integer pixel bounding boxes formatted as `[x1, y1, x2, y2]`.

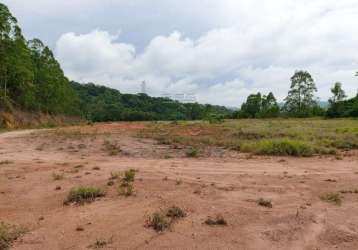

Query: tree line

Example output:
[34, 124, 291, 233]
[1, 3, 357, 122]
[0, 3, 78, 114]
[235, 70, 358, 118]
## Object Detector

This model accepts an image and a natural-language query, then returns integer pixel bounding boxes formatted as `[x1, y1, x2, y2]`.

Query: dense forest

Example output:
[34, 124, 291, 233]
[71, 81, 232, 121]
[0, 3, 357, 123]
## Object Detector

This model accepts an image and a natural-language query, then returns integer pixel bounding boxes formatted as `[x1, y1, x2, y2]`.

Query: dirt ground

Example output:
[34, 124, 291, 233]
[1, 122, 358, 250]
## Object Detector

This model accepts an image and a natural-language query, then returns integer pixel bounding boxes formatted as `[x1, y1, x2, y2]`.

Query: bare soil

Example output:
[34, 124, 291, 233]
[1, 122, 358, 250]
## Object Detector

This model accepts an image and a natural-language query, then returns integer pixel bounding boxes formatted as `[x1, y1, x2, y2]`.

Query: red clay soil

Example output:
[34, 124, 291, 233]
[1, 123, 358, 250]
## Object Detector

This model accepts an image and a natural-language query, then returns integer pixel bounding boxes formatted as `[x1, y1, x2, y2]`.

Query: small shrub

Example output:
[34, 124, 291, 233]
[185, 147, 198, 158]
[146, 206, 186, 232]
[0, 222, 25, 250]
[176, 179, 183, 185]
[103, 140, 122, 156]
[123, 169, 136, 182]
[52, 172, 64, 181]
[242, 139, 314, 157]
[320, 192, 342, 206]
[89, 239, 110, 249]
[206, 114, 225, 124]
[118, 183, 134, 197]
[257, 198, 273, 208]
[64, 187, 105, 205]
[146, 212, 171, 232]
[166, 206, 186, 218]
[204, 215, 227, 226]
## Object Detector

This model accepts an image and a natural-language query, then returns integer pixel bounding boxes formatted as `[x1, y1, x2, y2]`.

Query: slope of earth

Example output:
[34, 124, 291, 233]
[1, 122, 358, 250]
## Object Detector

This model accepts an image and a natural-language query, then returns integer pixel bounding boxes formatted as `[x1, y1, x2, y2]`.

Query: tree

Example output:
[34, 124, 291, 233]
[284, 71, 317, 117]
[326, 82, 347, 118]
[258, 92, 280, 118]
[330, 82, 346, 103]
[238, 93, 262, 118]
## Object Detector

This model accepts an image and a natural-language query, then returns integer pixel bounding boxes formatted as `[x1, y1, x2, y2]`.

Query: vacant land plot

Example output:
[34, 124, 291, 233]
[139, 119, 358, 157]
[0, 120, 358, 250]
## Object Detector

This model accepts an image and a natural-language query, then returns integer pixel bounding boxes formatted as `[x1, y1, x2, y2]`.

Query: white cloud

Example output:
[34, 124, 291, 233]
[54, 1, 358, 106]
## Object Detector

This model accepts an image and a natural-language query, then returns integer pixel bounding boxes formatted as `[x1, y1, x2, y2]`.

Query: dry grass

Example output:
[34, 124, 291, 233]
[52, 172, 64, 181]
[204, 215, 228, 226]
[0, 222, 25, 250]
[257, 198, 273, 208]
[146, 206, 186, 232]
[138, 119, 358, 157]
[64, 187, 105, 205]
[320, 192, 342, 206]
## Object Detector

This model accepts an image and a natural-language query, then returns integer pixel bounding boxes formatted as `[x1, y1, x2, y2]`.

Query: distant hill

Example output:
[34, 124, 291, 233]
[71, 82, 234, 122]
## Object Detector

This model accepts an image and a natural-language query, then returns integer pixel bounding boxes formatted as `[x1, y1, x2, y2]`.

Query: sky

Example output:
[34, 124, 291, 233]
[3, 0, 358, 107]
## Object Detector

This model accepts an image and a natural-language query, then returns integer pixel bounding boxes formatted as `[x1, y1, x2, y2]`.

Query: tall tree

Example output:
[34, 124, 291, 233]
[284, 70, 317, 117]
[326, 82, 346, 118]
[330, 82, 346, 103]
[258, 92, 280, 118]
[0, 3, 35, 110]
[239, 93, 262, 118]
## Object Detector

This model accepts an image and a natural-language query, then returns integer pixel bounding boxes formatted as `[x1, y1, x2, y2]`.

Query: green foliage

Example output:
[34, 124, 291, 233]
[238, 92, 279, 118]
[146, 206, 186, 232]
[71, 82, 233, 122]
[0, 4, 79, 115]
[241, 139, 314, 156]
[326, 82, 358, 118]
[123, 169, 136, 182]
[64, 187, 105, 205]
[284, 71, 318, 117]
[185, 147, 198, 158]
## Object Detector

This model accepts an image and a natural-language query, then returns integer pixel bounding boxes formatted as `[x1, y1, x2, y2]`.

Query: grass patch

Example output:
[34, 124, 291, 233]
[146, 206, 186, 232]
[320, 192, 342, 206]
[118, 182, 134, 197]
[257, 198, 273, 208]
[103, 140, 122, 156]
[241, 139, 314, 157]
[138, 119, 358, 157]
[88, 238, 112, 249]
[185, 147, 199, 158]
[0, 222, 25, 250]
[123, 169, 136, 182]
[64, 187, 105, 205]
[165, 206, 186, 219]
[204, 215, 227, 226]
[52, 172, 64, 181]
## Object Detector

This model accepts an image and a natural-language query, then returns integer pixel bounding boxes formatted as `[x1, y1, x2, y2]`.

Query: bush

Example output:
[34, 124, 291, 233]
[123, 169, 136, 182]
[166, 206, 186, 218]
[242, 139, 314, 157]
[64, 187, 105, 205]
[257, 198, 273, 208]
[146, 212, 171, 232]
[204, 215, 227, 226]
[185, 147, 198, 158]
[118, 182, 134, 197]
[146, 206, 186, 232]
[320, 192, 342, 206]
[0, 222, 25, 250]
[52, 172, 64, 181]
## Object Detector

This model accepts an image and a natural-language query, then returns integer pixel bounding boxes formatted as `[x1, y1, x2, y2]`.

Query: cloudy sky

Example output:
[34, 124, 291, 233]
[4, 0, 358, 106]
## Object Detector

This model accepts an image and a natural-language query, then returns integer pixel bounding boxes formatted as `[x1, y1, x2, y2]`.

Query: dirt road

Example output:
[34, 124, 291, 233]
[1, 123, 358, 250]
